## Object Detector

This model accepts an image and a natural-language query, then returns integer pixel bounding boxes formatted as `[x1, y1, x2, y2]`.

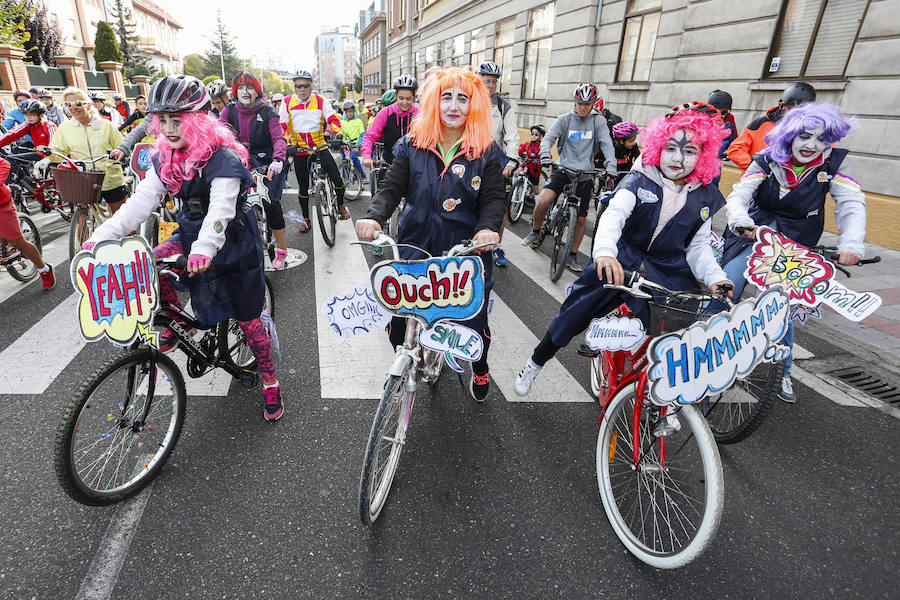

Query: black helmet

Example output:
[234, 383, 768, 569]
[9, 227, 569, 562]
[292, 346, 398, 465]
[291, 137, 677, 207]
[148, 75, 209, 114]
[20, 99, 46, 115]
[530, 124, 546, 135]
[393, 74, 418, 92]
[707, 89, 732, 111]
[477, 61, 501, 77]
[781, 82, 816, 107]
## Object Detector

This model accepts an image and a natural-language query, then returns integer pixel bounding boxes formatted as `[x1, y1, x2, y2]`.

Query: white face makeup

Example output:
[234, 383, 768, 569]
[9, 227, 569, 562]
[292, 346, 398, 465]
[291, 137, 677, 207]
[659, 128, 699, 182]
[790, 126, 827, 164]
[236, 84, 257, 107]
[440, 86, 469, 129]
[158, 113, 185, 149]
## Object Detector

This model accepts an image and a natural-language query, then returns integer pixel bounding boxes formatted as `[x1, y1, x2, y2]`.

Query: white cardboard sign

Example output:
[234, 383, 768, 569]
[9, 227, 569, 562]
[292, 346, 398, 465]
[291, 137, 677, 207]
[585, 316, 645, 352]
[322, 284, 393, 339]
[418, 322, 483, 372]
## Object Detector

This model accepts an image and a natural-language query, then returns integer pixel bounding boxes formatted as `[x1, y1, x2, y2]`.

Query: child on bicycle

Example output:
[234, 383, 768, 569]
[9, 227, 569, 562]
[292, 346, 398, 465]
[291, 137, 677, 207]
[82, 75, 285, 421]
[517, 124, 545, 198]
[611, 121, 640, 178]
[355, 67, 505, 402]
[338, 99, 367, 180]
[0, 157, 55, 289]
[516, 102, 733, 396]
[720, 102, 865, 403]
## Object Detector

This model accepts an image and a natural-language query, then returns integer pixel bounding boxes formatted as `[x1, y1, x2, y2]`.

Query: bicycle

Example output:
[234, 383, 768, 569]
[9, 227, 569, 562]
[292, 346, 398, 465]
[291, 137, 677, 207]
[369, 141, 385, 197]
[338, 141, 364, 201]
[700, 234, 882, 444]
[305, 146, 338, 247]
[533, 165, 600, 282]
[0, 211, 42, 282]
[356, 233, 489, 525]
[54, 254, 276, 505]
[508, 157, 545, 224]
[247, 166, 276, 262]
[2, 149, 69, 220]
[579, 270, 729, 568]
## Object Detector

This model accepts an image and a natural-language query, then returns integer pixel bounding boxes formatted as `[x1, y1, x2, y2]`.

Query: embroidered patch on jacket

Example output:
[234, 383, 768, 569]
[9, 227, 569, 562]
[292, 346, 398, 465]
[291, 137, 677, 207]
[699, 206, 710, 221]
[443, 198, 462, 211]
[817, 172, 832, 183]
[636, 188, 659, 204]
[451, 164, 466, 178]
[214, 221, 224, 233]
[471, 176, 481, 191]
[806, 209, 820, 217]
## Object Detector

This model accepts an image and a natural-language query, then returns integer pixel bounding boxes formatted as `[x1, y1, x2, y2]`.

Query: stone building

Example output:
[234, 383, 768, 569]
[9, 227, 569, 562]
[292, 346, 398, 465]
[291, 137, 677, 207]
[359, 5, 388, 103]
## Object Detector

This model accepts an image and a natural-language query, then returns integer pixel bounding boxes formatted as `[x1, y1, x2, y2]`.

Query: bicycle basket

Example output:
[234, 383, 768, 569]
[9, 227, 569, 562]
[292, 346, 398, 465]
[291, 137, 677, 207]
[51, 167, 106, 204]
[648, 299, 719, 336]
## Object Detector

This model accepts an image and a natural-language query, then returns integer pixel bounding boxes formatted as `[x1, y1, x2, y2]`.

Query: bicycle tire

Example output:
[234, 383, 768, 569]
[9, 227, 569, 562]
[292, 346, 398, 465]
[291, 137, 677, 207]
[703, 359, 783, 444]
[596, 383, 724, 569]
[54, 348, 186, 505]
[316, 182, 336, 247]
[343, 164, 363, 200]
[4, 214, 42, 282]
[550, 205, 576, 282]
[217, 275, 276, 372]
[140, 212, 159, 248]
[68, 206, 95, 260]
[508, 179, 527, 223]
[359, 371, 414, 524]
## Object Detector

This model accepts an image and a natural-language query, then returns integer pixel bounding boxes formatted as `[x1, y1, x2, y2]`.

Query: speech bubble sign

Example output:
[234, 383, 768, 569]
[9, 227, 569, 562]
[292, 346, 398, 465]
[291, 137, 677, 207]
[130, 142, 154, 181]
[70, 236, 159, 348]
[419, 322, 483, 372]
[370, 256, 485, 327]
[744, 227, 881, 321]
[647, 289, 791, 406]
[585, 316, 645, 352]
[322, 284, 393, 338]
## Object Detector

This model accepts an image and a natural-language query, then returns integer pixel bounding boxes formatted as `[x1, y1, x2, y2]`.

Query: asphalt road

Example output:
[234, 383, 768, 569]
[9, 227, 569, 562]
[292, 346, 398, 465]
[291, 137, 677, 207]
[1, 179, 897, 600]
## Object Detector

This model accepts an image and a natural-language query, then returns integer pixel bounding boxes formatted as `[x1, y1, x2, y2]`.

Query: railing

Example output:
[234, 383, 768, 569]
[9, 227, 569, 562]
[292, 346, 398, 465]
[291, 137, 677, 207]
[26, 64, 68, 89]
[84, 70, 111, 90]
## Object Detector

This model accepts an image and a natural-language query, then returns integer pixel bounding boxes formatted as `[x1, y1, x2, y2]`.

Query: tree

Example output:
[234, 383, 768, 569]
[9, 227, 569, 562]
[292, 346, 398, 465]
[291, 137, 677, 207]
[0, 0, 32, 48]
[93, 21, 123, 67]
[202, 75, 219, 86]
[108, 0, 148, 74]
[339, 84, 347, 101]
[183, 53, 208, 79]
[22, 0, 62, 65]
[203, 10, 240, 81]
[130, 64, 151, 77]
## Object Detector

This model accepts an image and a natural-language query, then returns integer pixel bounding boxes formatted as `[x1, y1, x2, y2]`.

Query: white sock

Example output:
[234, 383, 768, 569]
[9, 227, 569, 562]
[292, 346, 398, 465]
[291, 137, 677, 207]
[39, 264, 51, 273]
[263, 380, 279, 389]
[495, 243, 502, 251]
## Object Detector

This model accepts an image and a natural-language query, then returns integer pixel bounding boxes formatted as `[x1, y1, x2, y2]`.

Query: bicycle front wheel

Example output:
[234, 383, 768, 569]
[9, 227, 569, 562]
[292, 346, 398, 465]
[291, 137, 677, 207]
[359, 371, 414, 524]
[54, 348, 186, 505]
[550, 205, 576, 282]
[703, 359, 783, 444]
[596, 383, 724, 569]
[508, 180, 527, 223]
[316, 182, 336, 247]
[5, 214, 42, 282]
[68, 206, 94, 259]
[343, 165, 363, 200]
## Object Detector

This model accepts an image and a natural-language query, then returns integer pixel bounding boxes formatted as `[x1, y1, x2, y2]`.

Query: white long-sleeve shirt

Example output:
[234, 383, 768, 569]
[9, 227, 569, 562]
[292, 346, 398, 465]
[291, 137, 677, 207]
[89, 165, 241, 259]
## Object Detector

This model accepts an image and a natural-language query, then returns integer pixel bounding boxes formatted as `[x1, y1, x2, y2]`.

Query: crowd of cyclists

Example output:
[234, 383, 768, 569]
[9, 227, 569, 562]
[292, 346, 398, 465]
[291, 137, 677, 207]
[0, 55, 869, 416]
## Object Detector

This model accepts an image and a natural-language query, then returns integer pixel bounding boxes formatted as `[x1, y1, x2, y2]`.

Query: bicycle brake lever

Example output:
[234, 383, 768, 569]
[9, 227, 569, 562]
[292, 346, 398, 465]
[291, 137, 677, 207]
[604, 284, 652, 299]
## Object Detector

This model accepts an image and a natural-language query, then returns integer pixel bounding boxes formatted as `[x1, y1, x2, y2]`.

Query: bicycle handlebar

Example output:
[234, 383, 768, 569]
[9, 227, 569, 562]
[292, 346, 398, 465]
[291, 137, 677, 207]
[609, 269, 731, 305]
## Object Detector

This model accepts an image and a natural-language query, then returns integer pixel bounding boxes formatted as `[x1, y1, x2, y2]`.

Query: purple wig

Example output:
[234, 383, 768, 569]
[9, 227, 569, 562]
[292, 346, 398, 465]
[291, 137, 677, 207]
[639, 109, 727, 185]
[763, 102, 855, 163]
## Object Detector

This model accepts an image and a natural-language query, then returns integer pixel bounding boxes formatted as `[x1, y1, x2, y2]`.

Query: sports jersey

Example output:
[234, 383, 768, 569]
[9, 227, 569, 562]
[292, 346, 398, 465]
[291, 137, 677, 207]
[278, 93, 341, 153]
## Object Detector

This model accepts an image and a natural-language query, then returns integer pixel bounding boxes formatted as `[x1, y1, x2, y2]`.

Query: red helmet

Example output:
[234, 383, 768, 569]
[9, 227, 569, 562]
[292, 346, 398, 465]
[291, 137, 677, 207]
[573, 83, 599, 104]
[593, 97, 604, 112]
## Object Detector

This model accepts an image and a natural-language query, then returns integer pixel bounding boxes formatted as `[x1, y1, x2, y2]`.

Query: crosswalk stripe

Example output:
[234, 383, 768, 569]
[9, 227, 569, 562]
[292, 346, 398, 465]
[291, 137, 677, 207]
[0, 293, 87, 394]
[500, 229, 578, 303]
[0, 226, 71, 306]
[168, 301, 235, 397]
[313, 220, 394, 399]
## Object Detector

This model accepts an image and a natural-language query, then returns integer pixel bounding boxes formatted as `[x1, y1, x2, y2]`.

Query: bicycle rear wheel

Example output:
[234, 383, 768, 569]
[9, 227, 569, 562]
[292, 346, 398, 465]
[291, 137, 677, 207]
[54, 348, 186, 505]
[4, 214, 42, 282]
[315, 182, 336, 247]
[217, 276, 275, 372]
[596, 383, 724, 569]
[508, 179, 527, 223]
[550, 204, 576, 282]
[703, 359, 783, 444]
[359, 370, 414, 524]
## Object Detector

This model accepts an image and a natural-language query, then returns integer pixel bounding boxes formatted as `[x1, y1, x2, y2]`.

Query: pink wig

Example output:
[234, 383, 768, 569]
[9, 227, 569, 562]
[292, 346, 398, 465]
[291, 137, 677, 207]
[149, 111, 249, 193]
[639, 110, 727, 185]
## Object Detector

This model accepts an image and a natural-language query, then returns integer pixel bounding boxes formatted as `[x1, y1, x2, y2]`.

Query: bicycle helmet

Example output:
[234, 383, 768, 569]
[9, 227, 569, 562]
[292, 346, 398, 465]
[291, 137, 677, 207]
[112, 93, 124, 101]
[205, 79, 229, 100]
[291, 70, 313, 81]
[573, 83, 599, 104]
[780, 82, 816, 107]
[380, 90, 396, 107]
[13, 90, 29, 101]
[707, 89, 732, 111]
[393, 74, 418, 92]
[665, 101, 723, 122]
[593, 97, 604, 112]
[477, 61, 502, 77]
[271, 93, 284, 102]
[612, 121, 639, 139]
[20, 99, 46, 115]
[342, 99, 356, 111]
[37, 88, 52, 98]
[530, 124, 546, 135]
[148, 75, 209, 114]
[89, 91, 106, 102]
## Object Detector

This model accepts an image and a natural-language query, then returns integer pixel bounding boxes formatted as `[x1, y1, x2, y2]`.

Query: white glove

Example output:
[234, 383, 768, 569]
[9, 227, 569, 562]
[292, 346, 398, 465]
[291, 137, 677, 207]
[267, 160, 283, 179]
[33, 157, 51, 179]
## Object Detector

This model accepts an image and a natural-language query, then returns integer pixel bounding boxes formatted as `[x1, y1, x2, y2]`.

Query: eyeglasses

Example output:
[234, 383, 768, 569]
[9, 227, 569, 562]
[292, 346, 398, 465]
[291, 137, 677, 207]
[64, 101, 87, 108]
[294, 83, 311, 89]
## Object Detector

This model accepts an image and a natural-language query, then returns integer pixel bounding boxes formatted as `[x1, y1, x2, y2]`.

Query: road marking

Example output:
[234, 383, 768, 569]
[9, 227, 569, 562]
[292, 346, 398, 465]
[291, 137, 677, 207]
[488, 294, 592, 403]
[792, 366, 867, 407]
[0, 293, 86, 394]
[75, 485, 153, 600]
[792, 343, 814, 360]
[500, 228, 578, 303]
[0, 232, 71, 306]
[313, 220, 393, 399]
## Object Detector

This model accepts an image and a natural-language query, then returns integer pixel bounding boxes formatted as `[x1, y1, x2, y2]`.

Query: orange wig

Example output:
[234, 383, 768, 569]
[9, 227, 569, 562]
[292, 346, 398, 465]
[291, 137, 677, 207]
[408, 67, 494, 158]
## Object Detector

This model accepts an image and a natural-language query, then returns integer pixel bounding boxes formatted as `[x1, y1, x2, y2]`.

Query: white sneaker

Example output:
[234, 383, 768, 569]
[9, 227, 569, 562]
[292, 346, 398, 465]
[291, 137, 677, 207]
[515, 359, 542, 396]
[778, 376, 796, 403]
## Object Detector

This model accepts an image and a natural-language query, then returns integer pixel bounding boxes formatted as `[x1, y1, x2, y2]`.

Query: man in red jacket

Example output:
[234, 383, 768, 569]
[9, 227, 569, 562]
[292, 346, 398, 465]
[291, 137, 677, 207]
[726, 82, 816, 173]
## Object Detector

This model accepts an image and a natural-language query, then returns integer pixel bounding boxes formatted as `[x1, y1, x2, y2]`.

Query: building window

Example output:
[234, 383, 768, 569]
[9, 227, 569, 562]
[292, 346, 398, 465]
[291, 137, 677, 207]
[451, 34, 465, 66]
[425, 44, 437, 68]
[493, 17, 515, 94]
[470, 26, 488, 67]
[522, 2, 555, 99]
[616, 0, 661, 82]
[766, 0, 867, 78]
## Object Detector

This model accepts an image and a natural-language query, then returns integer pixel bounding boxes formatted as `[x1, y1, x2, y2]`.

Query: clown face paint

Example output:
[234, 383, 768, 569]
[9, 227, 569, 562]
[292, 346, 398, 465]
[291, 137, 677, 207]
[158, 113, 185, 150]
[659, 129, 699, 182]
[440, 86, 469, 129]
[791, 126, 827, 165]
[237, 84, 258, 107]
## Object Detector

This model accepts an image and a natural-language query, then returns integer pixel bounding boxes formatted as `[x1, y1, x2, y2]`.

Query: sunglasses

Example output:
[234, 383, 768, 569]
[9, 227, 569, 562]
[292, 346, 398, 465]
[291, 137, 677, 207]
[294, 83, 311, 89]
[64, 100, 88, 108]
[531, 132, 541, 137]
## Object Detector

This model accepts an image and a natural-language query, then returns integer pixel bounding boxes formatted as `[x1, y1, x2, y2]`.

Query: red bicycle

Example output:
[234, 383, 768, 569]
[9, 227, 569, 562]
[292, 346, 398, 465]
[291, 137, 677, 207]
[3, 151, 70, 221]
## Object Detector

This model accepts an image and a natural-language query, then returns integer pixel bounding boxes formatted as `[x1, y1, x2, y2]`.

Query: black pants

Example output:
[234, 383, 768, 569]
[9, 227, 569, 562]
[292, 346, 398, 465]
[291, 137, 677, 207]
[293, 149, 345, 220]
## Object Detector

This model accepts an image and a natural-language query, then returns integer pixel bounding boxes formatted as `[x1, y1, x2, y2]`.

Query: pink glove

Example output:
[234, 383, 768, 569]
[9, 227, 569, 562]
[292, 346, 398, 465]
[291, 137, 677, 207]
[187, 253, 211, 277]
[81, 241, 96, 252]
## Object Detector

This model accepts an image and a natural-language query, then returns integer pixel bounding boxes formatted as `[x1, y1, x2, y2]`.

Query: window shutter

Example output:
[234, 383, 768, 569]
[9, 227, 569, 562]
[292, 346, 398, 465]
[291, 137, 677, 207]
[771, 0, 822, 78]
[805, 0, 867, 76]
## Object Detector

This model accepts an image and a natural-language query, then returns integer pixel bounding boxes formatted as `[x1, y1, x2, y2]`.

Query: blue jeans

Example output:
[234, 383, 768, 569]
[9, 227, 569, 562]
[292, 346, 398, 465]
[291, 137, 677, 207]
[347, 148, 364, 177]
[722, 244, 794, 376]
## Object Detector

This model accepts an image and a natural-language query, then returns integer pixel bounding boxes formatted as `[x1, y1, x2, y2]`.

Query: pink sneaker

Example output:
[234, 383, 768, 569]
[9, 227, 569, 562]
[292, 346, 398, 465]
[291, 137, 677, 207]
[263, 384, 283, 421]
[272, 248, 289, 270]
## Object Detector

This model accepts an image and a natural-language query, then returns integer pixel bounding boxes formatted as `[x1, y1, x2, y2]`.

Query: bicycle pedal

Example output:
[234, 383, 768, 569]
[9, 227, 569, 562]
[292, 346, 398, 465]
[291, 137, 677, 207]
[577, 344, 599, 358]
[238, 371, 259, 387]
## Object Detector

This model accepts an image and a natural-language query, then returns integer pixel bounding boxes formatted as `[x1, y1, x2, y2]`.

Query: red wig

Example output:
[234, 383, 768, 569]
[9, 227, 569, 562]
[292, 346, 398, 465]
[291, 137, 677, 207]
[408, 66, 493, 158]
[150, 111, 249, 194]
[639, 108, 727, 185]
[231, 71, 263, 100]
